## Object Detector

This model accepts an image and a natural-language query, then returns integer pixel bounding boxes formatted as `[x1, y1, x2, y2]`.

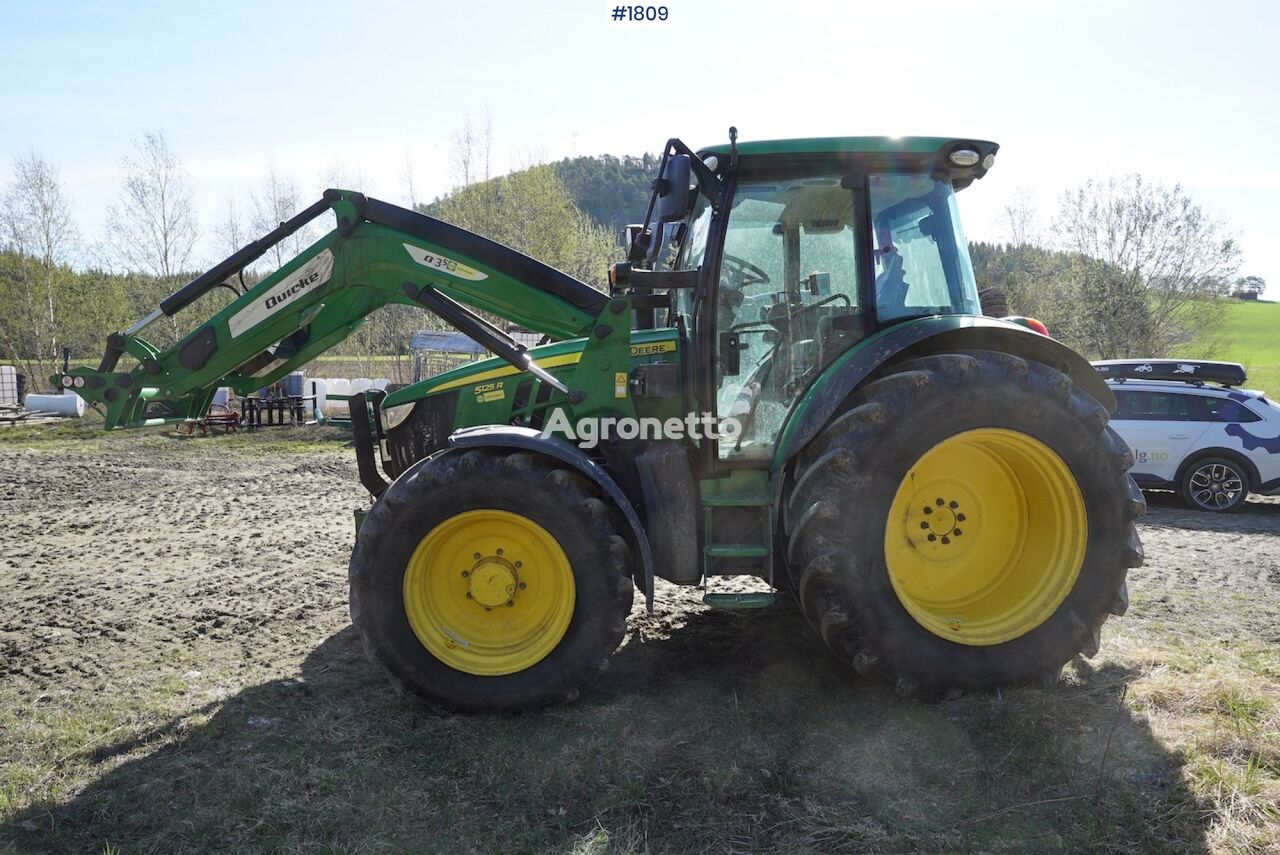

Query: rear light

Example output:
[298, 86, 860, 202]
[1025, 318, 1049, 336]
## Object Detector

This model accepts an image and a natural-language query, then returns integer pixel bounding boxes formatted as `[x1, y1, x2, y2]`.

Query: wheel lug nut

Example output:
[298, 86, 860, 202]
[941, 536, 951, 545]
[465, 592, 472, 598]
[927, 534, 937, 542]
[515, 561, 522, 568]
[956, 513, 966, 522]
[923, 506, 932, 515]
[518, 582, 527, 589]
[949, 501, 958, 509]
[506, 602, 514, 607]
[473, 552, 481, 559]
[920, 522, 930, 530]
[461, 570, 469, 577]
[954, 529, 962, 536]
[935, 498, 944, 506]
[496, 548, 504, 555]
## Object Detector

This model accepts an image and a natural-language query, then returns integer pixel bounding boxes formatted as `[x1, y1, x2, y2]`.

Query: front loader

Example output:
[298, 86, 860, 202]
[61, 132, 1144, 710]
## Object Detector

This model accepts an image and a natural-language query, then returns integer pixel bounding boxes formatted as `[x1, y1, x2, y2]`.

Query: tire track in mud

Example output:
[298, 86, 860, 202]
[1, 441, 1277, 691]
[0, 442, 365, 688]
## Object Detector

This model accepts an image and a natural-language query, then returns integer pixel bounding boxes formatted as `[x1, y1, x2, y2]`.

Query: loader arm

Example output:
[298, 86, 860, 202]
[57, 190, 611, 429]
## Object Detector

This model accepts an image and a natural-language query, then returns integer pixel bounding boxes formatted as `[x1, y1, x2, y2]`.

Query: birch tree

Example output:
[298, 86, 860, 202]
[0, 153, 78, 382]
[1054, 175, 1239, 356]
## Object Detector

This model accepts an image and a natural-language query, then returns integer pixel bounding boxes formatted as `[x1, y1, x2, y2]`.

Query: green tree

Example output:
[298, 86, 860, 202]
[1234, 275, 1266, 298]
[0, 153, 81, 385]
[427, 163, 619, 289]
[1053, 174, 1238, 356]
[550, 153, 657, 234]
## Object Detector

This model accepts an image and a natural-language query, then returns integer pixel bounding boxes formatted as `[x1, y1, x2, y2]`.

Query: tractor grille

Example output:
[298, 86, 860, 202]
[385, 390, 459, 478]
[509, 379, 557, 430]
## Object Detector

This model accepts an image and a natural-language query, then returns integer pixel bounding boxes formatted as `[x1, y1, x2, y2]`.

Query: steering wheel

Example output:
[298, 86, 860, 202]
[721, 253, 771, 292]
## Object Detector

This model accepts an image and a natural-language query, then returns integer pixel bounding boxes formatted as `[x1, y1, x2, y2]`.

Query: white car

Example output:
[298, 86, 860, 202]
[1095, 360, 1280, 512]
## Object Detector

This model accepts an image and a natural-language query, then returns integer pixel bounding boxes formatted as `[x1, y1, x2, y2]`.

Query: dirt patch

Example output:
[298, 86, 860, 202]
[2, 436, 1275, 694]
[0, 433, 1277, 852]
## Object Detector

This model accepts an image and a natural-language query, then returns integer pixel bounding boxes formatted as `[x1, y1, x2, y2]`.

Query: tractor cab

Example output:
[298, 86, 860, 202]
[623, 134, 997, 462]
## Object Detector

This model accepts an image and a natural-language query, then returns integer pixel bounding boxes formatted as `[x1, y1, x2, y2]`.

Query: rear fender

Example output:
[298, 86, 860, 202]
[449, 425, 655, 610]
[772, 316, 1115, 468]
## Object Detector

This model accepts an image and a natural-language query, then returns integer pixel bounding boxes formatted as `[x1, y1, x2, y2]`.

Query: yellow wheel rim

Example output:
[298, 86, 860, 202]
[403, 509, 575, 676]
[883, 428, 1087, 646]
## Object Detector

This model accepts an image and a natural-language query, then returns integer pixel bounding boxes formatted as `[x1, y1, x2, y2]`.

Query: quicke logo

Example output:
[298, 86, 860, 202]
[265, 270, 321, 310]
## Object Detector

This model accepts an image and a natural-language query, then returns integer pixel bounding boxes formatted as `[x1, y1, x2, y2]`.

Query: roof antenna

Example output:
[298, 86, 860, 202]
[728, 126, 738, 170]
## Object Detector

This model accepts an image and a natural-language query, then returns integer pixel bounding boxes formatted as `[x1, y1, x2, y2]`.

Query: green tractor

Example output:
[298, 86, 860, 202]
[61, 132, 1143, 710]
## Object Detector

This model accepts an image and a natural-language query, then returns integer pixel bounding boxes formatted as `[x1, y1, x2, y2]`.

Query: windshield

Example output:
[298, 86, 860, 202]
[869, 174, 979, 322]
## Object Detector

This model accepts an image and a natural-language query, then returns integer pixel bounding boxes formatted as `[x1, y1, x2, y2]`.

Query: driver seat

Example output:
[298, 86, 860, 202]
[875, 249, 908, 310]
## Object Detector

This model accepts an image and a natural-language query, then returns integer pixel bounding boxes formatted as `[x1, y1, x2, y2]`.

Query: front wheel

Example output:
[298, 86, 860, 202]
[1180, 456, 1250, 512]
[349, 449, 633, 711]
[785, 351, 1145, 696]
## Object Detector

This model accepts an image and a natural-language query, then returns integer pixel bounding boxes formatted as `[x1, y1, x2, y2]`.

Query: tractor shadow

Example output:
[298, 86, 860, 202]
[3, 606, 1210, 853]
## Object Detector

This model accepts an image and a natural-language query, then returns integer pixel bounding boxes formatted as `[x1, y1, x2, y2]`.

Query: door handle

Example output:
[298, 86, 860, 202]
[1169, 434, 1191, 440]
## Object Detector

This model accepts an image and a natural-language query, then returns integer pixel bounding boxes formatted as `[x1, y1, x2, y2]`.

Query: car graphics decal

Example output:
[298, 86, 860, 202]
[1224, 391, 1280, 453]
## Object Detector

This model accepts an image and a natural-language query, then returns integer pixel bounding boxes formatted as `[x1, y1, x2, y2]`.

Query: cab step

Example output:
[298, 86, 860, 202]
[702, 591, 776, 609]
[700, 494, 771, 507]
[704, 543, 770, 559]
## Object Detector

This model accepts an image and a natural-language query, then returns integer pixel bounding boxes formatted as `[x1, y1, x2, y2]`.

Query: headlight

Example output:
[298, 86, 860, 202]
[380, 401, 416, 431]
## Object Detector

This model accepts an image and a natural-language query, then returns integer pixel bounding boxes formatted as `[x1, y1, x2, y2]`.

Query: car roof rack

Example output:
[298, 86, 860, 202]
[1092, 359, 1247, 387]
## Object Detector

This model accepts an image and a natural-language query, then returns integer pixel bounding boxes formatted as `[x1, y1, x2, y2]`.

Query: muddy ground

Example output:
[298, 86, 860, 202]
[1, 429, 1278, 852]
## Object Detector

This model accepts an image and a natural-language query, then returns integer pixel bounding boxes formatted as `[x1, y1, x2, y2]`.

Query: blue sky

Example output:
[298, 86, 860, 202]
[2, 0, 1278, 295]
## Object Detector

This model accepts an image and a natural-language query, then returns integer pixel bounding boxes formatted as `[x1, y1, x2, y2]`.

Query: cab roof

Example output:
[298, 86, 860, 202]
[698, 136, 999, 187]
[700, 136, 993, 157]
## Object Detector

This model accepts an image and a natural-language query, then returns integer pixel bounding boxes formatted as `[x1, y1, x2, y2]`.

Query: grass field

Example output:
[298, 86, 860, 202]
[1202, 301, 1280, 393]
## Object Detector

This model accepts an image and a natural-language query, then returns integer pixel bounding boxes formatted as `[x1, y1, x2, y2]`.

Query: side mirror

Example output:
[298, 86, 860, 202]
[653, 154, 693, 223]
[622, 224, 643, 257]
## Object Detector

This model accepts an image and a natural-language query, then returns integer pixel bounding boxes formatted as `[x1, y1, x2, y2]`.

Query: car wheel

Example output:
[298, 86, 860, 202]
[1179, 457, 1250, 512]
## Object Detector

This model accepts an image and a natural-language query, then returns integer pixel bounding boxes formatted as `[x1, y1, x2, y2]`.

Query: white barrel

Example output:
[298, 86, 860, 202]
[372, 378, 390, 391]
[25, 392, 85, 417]
[350, 378, 373, 394]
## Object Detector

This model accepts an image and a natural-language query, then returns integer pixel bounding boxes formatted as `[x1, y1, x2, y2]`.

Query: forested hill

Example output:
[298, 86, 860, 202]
[422, 154, 657, 235]
[549, 154, 657, 233]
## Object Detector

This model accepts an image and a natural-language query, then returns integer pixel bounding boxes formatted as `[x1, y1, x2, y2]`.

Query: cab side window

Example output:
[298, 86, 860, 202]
[1113, 390, 1199, 421]
[1200, 396, 1262, 423]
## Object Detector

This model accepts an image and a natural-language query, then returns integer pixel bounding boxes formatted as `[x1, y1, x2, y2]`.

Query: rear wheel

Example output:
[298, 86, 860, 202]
[1179, 456, 1250, 512]
[785, 351, 1144, 696]
[349, 449, 633, 711]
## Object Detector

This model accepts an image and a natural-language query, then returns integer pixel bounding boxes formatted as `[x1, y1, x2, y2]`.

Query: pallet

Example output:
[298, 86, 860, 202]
[0, 409, 62, 426]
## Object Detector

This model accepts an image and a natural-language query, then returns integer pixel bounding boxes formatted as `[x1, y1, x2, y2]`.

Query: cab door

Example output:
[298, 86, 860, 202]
[710, 176, 866, 463]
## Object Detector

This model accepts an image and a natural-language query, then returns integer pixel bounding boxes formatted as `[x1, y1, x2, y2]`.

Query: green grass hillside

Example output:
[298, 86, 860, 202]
[1210, 301, 1280, 393]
